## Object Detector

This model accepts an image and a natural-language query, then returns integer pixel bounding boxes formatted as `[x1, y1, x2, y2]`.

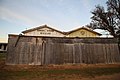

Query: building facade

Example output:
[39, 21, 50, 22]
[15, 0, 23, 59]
[0, 43, 7, 53]
[67, 27, 101, 37]
[22, 25, 101, 37]
[22, 25, 65, 37]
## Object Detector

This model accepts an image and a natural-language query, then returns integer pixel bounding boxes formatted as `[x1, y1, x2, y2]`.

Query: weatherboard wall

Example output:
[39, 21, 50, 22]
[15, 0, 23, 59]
[68, 29, 99, 37]
[24, 27, 65, 37]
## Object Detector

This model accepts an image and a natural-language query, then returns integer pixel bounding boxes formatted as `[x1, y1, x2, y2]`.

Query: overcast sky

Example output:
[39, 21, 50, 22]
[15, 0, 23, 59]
[0, 0, 107, 42]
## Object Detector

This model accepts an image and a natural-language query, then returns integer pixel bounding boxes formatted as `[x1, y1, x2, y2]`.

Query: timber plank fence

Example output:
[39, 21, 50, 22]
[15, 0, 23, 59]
[6, 35, 120, 65]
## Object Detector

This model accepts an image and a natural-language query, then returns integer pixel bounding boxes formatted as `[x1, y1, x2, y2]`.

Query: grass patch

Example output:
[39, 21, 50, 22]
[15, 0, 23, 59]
[42, 67, 120, 76]
[0, 67, 120, 80]
[0, 53, 6, 60]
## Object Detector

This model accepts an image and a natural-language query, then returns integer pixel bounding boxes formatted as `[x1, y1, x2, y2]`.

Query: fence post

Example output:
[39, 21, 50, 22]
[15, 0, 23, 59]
[41, 39, 47, 65]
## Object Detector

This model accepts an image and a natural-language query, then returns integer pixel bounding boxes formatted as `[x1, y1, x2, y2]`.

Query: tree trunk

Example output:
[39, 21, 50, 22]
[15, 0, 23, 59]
[118, 37, 120, 53]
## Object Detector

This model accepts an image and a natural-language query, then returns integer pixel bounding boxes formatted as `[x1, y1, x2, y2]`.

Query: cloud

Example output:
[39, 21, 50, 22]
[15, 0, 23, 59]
[0, 6, 38, 25]
[0, 5, 60, 28]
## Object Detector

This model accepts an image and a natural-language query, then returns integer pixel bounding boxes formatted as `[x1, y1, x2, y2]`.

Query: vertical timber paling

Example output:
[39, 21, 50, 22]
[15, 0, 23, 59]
[7, 36, 120, 65]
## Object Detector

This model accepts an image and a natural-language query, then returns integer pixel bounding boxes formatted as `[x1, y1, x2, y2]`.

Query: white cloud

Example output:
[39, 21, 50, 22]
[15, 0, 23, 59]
[0, 6, 38, 25]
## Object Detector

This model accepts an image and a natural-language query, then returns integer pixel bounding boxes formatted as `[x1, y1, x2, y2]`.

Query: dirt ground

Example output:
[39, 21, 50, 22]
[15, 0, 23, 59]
[78, 73, 120, 80]
[9, 73, 119, 80]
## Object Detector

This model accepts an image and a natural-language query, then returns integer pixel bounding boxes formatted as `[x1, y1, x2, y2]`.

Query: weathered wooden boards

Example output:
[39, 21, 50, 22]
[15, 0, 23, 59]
[6, 35, 120, 65]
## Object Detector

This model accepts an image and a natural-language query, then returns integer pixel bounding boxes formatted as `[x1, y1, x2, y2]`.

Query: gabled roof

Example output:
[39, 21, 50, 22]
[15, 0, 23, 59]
[22, 25, 64, 34]
[67, 27, 102, 35]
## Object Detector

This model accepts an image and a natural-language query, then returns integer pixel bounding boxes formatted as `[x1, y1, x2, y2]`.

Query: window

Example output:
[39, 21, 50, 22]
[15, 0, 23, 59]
[4, 45, 7, 50]
[0, 44, 2, 49]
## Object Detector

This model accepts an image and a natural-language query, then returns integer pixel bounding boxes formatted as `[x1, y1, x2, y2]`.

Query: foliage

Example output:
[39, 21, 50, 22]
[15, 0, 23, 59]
[0, 53, 6, 60]
[89, 0, 120, 37]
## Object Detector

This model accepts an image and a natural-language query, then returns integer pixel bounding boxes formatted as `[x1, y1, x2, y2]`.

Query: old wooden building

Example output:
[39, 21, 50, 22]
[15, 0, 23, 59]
[0, 43, 7, 53]
[22, 25, 101, 37]
[7, 25, 116, 65]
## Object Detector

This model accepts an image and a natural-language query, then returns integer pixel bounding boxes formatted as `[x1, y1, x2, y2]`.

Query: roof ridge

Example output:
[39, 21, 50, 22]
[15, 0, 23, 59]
[22, 24, 64, 34]
[67, 26, 101, 35]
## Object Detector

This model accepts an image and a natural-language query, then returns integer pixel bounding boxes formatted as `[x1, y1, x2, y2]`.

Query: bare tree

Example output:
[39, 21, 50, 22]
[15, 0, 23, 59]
[89, 0, 120, 38]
